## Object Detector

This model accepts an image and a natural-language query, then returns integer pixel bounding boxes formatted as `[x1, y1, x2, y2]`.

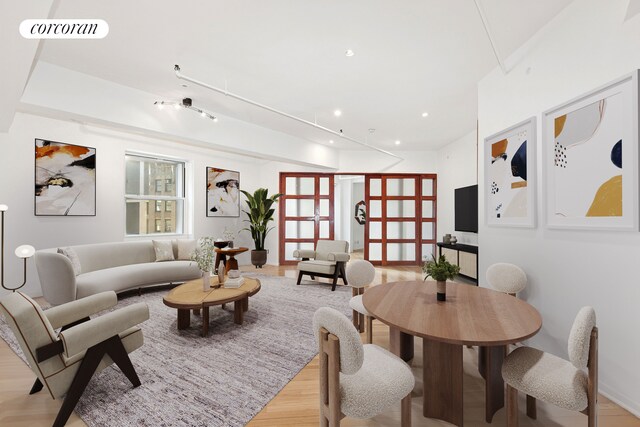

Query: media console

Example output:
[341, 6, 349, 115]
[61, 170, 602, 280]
[436, 242, 478, 284]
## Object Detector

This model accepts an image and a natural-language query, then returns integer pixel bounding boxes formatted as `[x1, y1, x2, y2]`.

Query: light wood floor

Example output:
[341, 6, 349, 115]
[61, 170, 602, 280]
[0, 264, 638, 427]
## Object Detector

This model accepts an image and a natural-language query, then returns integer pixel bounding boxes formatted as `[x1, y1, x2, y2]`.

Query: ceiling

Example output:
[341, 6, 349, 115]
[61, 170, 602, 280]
[36, 0, 573, 151]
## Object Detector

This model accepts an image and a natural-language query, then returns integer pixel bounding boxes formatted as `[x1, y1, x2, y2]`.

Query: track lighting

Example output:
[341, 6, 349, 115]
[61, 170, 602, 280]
[153, 98, 218, 121]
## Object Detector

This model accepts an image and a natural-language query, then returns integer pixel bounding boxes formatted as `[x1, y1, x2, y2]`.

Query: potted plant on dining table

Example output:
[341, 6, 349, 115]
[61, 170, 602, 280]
[422, 254, 460, 301]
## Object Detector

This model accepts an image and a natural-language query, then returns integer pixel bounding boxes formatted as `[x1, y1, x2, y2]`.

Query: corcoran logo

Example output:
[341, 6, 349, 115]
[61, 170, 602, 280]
[20, 19, 108, 39]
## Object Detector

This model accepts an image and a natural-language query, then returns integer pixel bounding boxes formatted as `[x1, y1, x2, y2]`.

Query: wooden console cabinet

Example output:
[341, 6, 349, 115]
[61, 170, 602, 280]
[436, 242, 478, 283]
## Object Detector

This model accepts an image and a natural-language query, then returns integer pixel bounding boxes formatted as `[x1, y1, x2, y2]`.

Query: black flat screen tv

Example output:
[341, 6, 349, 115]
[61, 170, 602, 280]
[454, 185, 478, 233]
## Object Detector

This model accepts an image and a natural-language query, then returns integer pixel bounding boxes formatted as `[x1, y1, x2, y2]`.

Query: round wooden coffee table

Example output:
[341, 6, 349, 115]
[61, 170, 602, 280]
[214, 247, 249, 273]
[163, 276, 260, 337]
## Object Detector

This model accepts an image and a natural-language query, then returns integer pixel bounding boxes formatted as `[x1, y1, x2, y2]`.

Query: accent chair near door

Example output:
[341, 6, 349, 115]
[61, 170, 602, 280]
[294, 239, 350, 291]
[0, 291, 149, 427]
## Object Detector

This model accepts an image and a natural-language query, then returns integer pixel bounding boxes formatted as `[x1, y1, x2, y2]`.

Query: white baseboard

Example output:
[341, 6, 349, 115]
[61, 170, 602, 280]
[599, 382, 640, 418]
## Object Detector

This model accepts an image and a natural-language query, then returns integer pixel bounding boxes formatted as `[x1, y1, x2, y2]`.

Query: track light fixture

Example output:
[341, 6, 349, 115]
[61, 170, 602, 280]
[153, 98, 218, 121]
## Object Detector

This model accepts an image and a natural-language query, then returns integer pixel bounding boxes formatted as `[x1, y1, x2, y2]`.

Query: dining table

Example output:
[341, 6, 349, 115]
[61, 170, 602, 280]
[363, 280, 542, 427]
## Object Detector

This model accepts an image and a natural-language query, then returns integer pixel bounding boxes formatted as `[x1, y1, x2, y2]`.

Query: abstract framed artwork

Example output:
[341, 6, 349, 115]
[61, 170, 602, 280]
[206, 167, 240, 217]
[485, 117, 536, 227]
[543, 71, 639, 230]
[35, 139, 96, 216]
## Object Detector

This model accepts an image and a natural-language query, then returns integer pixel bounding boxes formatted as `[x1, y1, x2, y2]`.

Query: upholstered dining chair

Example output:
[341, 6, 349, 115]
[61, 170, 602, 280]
[486, 262, 527, 296]
[502, 306, 598, 427]
[346, 260, 376, 344]
[294, 240, 350, 291]
[0, 290, 149, 427]
[313, 307, 414, 427]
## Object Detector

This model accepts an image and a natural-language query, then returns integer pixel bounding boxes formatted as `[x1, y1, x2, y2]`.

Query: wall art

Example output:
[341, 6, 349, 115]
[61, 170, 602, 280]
[35, 139, 96, 216]
[485, 117, 536, 227]
[543, 71, 639, 230]
[207, 167, 240, 217]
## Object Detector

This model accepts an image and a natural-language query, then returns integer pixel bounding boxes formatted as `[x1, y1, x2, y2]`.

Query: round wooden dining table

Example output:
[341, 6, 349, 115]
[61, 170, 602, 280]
[363, 280, 542, 427]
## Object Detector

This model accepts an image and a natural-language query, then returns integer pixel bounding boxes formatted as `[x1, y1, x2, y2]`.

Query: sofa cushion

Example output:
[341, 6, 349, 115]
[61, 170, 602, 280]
[176, 239, 197, 260]
[298, 260, 336, 275]
[76, 261, 200, 299]
[57, 247, 82, 276]
[153, 240, 175, 262]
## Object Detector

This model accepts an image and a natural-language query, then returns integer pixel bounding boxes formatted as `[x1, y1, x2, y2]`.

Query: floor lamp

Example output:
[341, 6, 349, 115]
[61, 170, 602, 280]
[0, 204, 35, 292]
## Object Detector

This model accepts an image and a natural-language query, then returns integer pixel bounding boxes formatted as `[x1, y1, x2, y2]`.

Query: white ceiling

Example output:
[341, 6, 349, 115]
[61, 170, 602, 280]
[36, 0, 573, 151]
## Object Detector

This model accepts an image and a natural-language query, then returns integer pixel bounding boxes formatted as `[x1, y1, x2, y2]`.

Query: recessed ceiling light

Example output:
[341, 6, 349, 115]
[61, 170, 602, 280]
[421, 112, 429, 117]
[395, 140, 401, 145]
[329, 140, 334, 144]
[345, 49, 355, 57]
[334, 109, 342, 117]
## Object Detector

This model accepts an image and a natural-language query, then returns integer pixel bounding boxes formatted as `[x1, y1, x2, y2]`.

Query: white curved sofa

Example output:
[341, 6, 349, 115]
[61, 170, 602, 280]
[35, 241, 201, 306]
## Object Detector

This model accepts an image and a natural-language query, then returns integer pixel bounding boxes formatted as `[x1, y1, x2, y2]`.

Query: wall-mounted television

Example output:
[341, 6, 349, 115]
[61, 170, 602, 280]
[454, 185, 478, 233]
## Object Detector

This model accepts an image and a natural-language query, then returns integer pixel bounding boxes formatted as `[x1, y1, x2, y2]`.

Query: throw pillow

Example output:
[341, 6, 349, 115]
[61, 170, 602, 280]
[176, 239, 197, 260]
[153, 240, 175, 262]
[57, 247, 82, 276]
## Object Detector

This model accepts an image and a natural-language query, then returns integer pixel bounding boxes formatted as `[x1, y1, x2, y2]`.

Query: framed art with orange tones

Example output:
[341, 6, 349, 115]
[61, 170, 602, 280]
[542, 71, 639, 230]
[485, 117, 536, 227]
[35, 139, 96, 216]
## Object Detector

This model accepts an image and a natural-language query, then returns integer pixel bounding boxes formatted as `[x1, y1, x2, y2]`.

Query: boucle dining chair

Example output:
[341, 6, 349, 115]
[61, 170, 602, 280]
[0, 290, 149, 427]
[346, 260, 376, 343]
[313, 307, 414, 427]
[486, 262, 527, 296]
[294, 240, 350, 291]
[502, 306, 598, 427]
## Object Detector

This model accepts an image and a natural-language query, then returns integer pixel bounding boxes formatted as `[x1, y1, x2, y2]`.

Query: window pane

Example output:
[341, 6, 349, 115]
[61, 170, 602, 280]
[285, 199, 314, 217]
[387, 243, 415, 261]
[368, 243, 382, 261]
[319, 177, 330, 196]
[422, 201, 434, 218]
[286, 177, 314, 195]
[421, 222, 434, 240]
[125, 199, 183, 235]
[319, 199, 329, 217]
[285, 221, 314, 239]
[422, 179, 434, 197]
[369, 200, 382, 218]
[387, 178, 415, 196]
[387, 222, 415, 239]
[369, 221, 382, 239]
[387, 200, 415, 218]
[319, 220, 329, 239]
[285, 242, 314, 261]
[369, 179, 381, 197]
[125, 155, 183, 197]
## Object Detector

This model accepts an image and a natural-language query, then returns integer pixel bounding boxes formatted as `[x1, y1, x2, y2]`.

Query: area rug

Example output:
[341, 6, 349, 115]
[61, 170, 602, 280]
[0, 274, 352, 427]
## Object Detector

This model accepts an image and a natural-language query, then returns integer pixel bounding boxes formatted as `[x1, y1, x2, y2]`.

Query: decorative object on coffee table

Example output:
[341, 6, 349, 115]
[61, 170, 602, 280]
[240, 188, 282, 268]
[191, 237, 216, 291]
[422, 254, 460, 301]
[0, 204, 35, 291]
[217, 263, 225, 285]
[162, 276, 261, 336]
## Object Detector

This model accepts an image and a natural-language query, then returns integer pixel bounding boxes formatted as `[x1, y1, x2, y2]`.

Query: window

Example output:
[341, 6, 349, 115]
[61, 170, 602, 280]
[125, 154, 185, 236]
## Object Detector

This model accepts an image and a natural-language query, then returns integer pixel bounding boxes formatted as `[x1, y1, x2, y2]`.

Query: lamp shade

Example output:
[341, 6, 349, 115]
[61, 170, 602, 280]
[15, 245, 36, 258]
[0, 204, 8, 212]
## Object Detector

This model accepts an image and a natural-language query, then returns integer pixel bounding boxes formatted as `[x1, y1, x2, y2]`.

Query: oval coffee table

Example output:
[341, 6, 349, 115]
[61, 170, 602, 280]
[163, 276, 260, 337]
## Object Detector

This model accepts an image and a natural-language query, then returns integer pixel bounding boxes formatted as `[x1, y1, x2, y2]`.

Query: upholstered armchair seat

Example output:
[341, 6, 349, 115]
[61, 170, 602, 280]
[348, 295, 370, 317]
[295, 240, 350, 291]
[502, 346, 588, 411]
[340, 344, 414, 419]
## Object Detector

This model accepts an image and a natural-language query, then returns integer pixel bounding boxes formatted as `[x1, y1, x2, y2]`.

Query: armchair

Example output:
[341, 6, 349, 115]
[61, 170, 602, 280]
[0, 291, 149, 427]
[294, 240, 350, 291]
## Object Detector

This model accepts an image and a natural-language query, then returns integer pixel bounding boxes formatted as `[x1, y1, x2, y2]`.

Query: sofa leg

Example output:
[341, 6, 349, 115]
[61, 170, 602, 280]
[29, 378, 43, 395]
[296, 271, 303, 285]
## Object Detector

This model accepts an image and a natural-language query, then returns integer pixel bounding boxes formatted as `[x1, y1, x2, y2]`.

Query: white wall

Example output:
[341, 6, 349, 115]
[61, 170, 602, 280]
[437, 130, 478, 245]
[338, 149, 438, 173]
[0, 113, 261, 297]
[478, 0, 640, 414]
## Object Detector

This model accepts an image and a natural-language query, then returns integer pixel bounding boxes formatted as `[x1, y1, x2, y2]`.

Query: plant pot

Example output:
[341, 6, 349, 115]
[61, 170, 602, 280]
[436, 280, 447, 301]
[251, 250, 268, 268]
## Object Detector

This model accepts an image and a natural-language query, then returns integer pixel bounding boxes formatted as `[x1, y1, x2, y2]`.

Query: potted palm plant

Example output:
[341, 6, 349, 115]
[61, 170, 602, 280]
[240, 188, 282, 268]
[422, 254, 460, 301]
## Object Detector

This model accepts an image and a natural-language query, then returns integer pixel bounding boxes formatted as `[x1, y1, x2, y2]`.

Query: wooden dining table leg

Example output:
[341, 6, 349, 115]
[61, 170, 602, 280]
[423, 338, 463, 427]
[389, 327, 414, 362]
[483, 345, 507, 423]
